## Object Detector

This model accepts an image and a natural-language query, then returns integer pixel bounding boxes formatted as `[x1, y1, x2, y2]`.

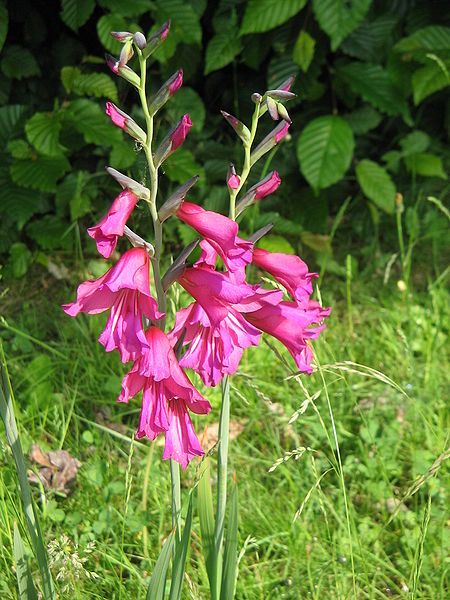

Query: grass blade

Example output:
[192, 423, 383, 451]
[0, 342, 55, 599]
[13, 523, 38, 600]
[197, 458, 218, 596]
[169, 494, 193, 600]
[146, 531, 175, 600]
[220, 483, 238, 600]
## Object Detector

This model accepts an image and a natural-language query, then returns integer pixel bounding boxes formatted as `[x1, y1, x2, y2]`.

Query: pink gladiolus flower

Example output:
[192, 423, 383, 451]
[252, 248, 317, 302]
[177, 202, 253, 273]
[118, 326, 211, 468]
[106, 102, 126, 129]
[62, 248, 161, 363]
[254, 171, 281, 199]
[245, 299, 331, 374]
[170, 114, 192, 151]
[87, 189, 138, 258]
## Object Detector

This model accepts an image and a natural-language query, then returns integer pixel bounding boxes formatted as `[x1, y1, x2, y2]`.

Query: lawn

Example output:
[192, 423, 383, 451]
[0, 225, 448, 599]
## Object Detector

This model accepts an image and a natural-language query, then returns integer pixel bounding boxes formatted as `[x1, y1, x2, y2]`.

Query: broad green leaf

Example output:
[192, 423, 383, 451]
[25, 112, 63, 157]
[146, 532, 175, 600]
[394, 26, 450, 58]
[61, 67, 118, 102]
[399, 131, 430, 156]
[7, 139, 32, 159]
[60, 0, 95, 32]
[9, 244, 32, 279]
[197, 459, 216, 592]
[205, 29, 242, 74]
[166, 88, 205, 132]
[356, 159, 396, 213]
[169, 496, 193, 600]
[293, 30, 316, 72]
[297, 115, 354, 192]
[164, 149, 205, 184]
[337, 62, 410, 119]
[98, 0, 150, 17]
[404, 153, 447, 179]
[56, 171, 93, 220]
[312, 0, 372, 50]
[241, 0, 307, 34]
[26, 216, 73, 250]
[0, 105, 27, 146]
[156, 0, 202, 45]
[11, 155, 70, 192]
[412, 61, 450, 105]
[13, 524, 38, 599]
[343, 105, 382, 134]
[267, 56, 299, 90]
[0, 2, 8, 53]
[110, 142, 137, 169]
[341, 14, 398, 61]
[97, 14, 131, 54]
[300, 232, 332, 254]
[64, 99, 122, 146]
[220, 484, 239, 600]
[1, 45, 41, 79]
[1, 186, 43, 230]
[258, 234, 295, 254]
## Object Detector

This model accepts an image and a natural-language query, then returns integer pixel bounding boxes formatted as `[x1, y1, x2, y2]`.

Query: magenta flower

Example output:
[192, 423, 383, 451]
[171, 114, 192, 151]
[106, 102, 126, 128]
[274, 121, 290, 143]
[245, 299, 331, 374]
[176, 202, 253, 273]
[252, 248, 317, 302]
[62, 248, 161, 363]
[227, 163, 240, 190]
[118, 326, 211, 468]
[253, 171, 281, 199]
[168, 69, 183, 95]
[87, 189, 138, 258]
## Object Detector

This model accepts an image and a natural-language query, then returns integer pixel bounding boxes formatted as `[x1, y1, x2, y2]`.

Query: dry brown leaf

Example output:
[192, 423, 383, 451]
[28, 445, 81, 495]
[201, 420, 246, 451]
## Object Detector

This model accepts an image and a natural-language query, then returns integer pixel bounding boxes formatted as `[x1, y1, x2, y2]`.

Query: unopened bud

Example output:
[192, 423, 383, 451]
[133, 31, 147, 50]
[159, 175, 199, 222]
[251, 93, 263, 104]
[143, 20, 171, 59]
[105, 102, 146, 143]
[250, 121, 290, 166]
[226, 163, 240, 190]
[266, 96, 279, 120]
[110, 31, 133, 42]
[106, 166, 150, 201]
[119, 40, 134, 67]
[395, 192, 404, 212]
[154, 114, 192, 167]
[221, 111, 251, 143]
[162, 240, 198, 291]
[106, 54, 140, 88]
[266, 89, 297, 101]
[149, 69, 183, 116]
[123, 225, 155, 255]
[236, 170, 281, 214]
[248, 223, 273, 243]
[279, 75, 296, 92]
[277, 102, 291, 123]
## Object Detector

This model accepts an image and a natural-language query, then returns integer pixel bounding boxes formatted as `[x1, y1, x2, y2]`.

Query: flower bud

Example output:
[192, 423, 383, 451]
[277, 102, 291, 123]
[119, 40, 134, 67]
[105, 102, 146, 143]
[221, 111, 251, 143]
[159, 175, 199, 222]
[236, 171, 281, 214]
[279, 75, 296, 92]
[250, 121, 290, 166]
[154, 114, 192, 166]
[266, 89, 297, 101]
[143, 20, 171, 59]
[123, 225, 155, 255]
[226, 163, 240, 190]
[133, 31, 147, 50]
[251, 92, 263, 104]
[106, 54, 140, 88]
[266, 96, 279, 120]
[111, 31, 133, 42]
[248, 223, 273, 243]
[106, 167, 150, 201]
[162, 240, 198, 291]
[149, 69, 183, 116]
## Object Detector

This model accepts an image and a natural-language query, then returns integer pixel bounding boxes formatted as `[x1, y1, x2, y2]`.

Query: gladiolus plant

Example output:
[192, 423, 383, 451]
[63, 21, 330, 599]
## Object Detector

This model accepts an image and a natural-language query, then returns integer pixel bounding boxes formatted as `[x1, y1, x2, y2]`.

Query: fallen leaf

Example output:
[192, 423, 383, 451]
[201, 420, 246, 451]
[28, 445, 81, 495]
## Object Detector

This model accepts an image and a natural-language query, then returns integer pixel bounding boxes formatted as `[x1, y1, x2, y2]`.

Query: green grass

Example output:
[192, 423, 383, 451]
[0, 247, 449, 599]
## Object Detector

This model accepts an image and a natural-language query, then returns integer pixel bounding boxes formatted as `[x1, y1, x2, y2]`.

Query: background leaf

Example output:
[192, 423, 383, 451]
[313, 0, 372, 51]
[412, 60, 450, 104]
[0, 1, 8, 54]
[356, 159, 396, 213]
[293, 30, 316, 72]
[404, 153, 447, 179]
[25, 113, 63, 157]
[205, 30, 243, 74]
[241, 0, 307, 34]
[60, 0, 96, 32]
[1, 45, 40, 79]
[61, 67, 119, 102]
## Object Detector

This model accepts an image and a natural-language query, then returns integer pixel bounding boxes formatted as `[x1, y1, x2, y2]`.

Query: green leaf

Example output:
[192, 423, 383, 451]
[169, 496, 193, 600]
[297, 115, 354, 192]
[146, 532, 175, 600]
[1, 45, 41, 79]
[293, 30, 316, 72]
[97, 14, 130, 54]
[412, 61, 450, 105]
[341, 14, 398, 61]
[25, 112, 63, 157]
[110, 142, 137, 169]
[0, 185, 43, 230]
[60, 0, 95, 32]
[394, 26, 450, 59]
[156, 0, 202, 45]
[343, 105, 382, 134]
[0, 2, 8, 53]
[164, 149, 205, 184]
[205, 29, 242, 74]
[197, 459, 216, 592]
[356, 159, 396, 213]
[26, 216, 73, 250]
[64, 99, 122, 146]
[56, 171, 93, 220]
[61, 67, 119, 103]
[11, 155, 70, 192]
[13, 524, 38, 599]
[258, 234, 295, 254]
[241, 0, 307, 34]
[220, 483, 239, 600]
[404, 153, 447, 179]
[98, 0, 151, 17]
[0, 105, 27, 146]
[312, 0, 372, 51]
[267, 56, 299, 89]
[166, 88, 205, 132]
[337, 62, 410, 119]
[9, 244, 32, 279]
[399, 131, 430, 156]
[7, 139, 32, 159]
